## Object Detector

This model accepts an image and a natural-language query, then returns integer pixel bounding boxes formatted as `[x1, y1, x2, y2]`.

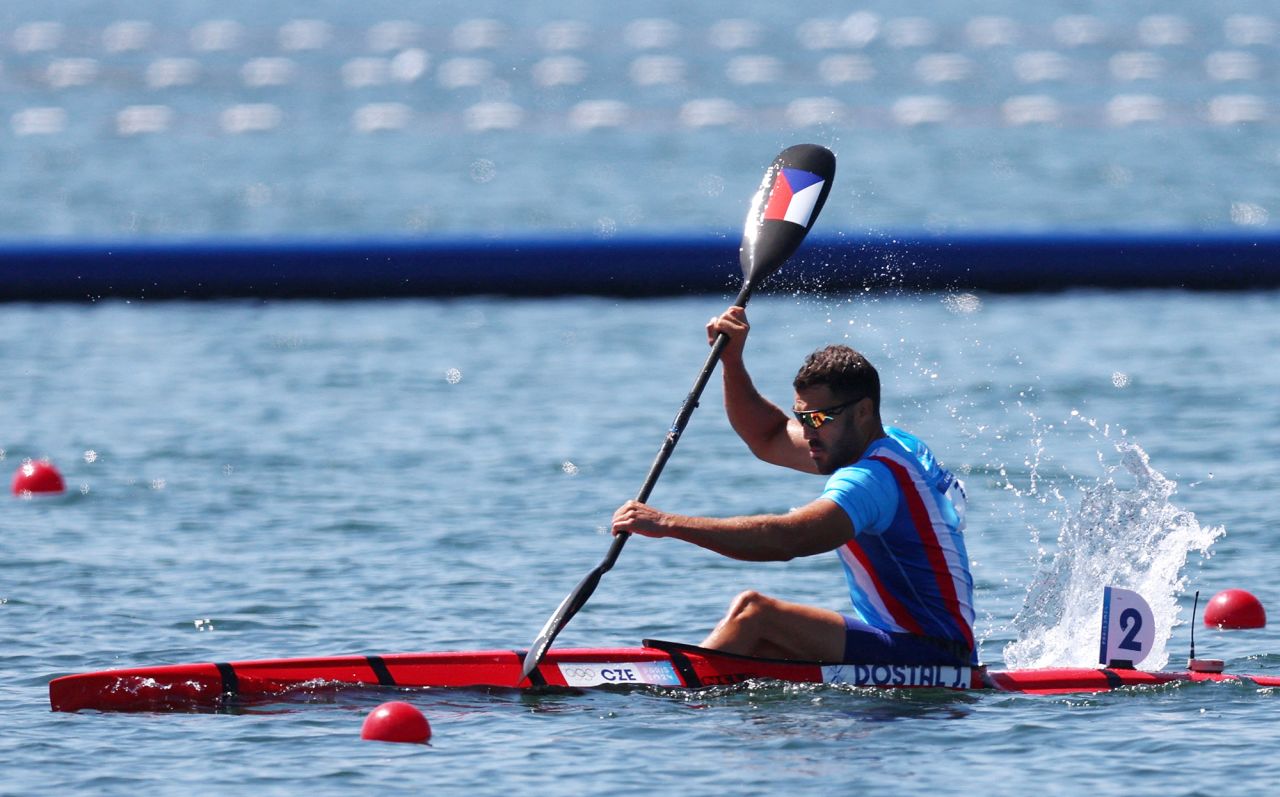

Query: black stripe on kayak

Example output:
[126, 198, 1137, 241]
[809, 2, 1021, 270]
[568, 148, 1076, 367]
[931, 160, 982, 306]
[513, 650, 547, 687]
[642, 639, 708, 687]
[664, 647, 702, 688]
[1100, 668, 1126, 690]
[367, 656, 396, 686]
[215, 662, 239, 695]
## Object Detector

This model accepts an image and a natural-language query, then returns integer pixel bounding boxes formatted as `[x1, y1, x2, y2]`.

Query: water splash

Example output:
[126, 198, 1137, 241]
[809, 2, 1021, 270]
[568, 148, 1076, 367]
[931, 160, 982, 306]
[1003, 441, 1223, 670]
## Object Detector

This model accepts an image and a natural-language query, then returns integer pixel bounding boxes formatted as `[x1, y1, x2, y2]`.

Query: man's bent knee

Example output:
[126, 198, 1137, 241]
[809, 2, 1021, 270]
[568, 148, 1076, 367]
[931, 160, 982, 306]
[726, 590, 774, 620]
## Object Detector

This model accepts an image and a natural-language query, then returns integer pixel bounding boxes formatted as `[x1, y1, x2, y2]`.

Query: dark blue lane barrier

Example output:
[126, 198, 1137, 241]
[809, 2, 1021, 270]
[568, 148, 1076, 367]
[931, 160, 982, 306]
[2, 232, 1278, 301]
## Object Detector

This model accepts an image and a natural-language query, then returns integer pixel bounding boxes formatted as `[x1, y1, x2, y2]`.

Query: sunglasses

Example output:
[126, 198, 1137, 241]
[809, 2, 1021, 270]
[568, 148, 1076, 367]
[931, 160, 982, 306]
[792, 397, 864, 430]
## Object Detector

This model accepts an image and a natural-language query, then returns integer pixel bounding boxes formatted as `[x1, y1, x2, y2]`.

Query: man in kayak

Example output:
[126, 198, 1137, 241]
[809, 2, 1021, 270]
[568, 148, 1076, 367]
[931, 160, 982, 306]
[612, 306, 976, 666]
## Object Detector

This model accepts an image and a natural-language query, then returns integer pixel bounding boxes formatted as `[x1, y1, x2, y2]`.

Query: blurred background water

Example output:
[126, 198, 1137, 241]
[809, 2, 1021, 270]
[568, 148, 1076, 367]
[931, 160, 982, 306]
[3, 2, 1280, 795]
[0, 1, 1276, 238]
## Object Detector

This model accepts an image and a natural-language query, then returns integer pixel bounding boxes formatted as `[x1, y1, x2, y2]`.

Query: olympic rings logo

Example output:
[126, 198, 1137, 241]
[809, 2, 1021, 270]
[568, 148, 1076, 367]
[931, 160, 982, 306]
[562, 667, 606, 680]
[560, 665, 643, 682]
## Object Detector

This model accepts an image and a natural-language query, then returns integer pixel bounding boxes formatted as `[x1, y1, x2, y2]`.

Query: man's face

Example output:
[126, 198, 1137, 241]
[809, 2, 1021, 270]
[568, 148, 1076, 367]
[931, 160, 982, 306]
[793, 384, 869, 474]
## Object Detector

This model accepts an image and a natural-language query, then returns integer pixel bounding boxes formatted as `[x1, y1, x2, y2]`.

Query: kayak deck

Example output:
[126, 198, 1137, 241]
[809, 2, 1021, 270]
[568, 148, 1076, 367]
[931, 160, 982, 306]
[48, 639, 1280, 713]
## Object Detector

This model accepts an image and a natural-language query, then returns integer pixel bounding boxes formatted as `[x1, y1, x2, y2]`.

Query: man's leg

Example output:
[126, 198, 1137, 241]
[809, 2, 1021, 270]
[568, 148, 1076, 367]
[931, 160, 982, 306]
[699, 590, 847, 661]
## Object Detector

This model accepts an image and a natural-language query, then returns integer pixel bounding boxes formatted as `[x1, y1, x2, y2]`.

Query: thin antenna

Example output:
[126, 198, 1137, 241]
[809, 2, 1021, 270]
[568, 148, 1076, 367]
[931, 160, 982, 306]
[1186, 589, 1224, 673]
[1190, 590, 1200, 660]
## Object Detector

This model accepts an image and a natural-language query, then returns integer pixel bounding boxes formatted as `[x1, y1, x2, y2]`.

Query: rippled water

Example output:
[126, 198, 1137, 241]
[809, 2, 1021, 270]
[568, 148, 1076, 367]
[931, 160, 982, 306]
[2, 291, 1278, 794]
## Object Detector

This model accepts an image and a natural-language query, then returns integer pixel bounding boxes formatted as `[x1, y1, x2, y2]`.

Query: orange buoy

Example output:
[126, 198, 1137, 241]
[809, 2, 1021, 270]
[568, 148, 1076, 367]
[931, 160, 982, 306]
[360, 701, 431, 744]
[11, 459, 65, 496]
[1203, 589, 1267, 629]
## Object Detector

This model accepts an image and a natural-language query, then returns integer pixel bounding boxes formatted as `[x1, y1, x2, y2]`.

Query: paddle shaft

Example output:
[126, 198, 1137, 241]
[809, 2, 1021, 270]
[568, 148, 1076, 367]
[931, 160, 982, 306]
[601, 279, 754, 572]
[518, 281, 755, 680]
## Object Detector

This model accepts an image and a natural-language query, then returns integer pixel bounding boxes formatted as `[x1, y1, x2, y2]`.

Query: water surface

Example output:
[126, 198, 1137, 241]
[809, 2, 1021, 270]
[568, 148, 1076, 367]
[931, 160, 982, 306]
[3, 292, 1278, 794]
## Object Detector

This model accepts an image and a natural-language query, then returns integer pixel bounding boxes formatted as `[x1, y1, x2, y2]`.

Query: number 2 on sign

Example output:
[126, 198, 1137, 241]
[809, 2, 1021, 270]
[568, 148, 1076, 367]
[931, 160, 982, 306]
[1118, 607, 1144, 652]
[1099, 586, 1155, 667]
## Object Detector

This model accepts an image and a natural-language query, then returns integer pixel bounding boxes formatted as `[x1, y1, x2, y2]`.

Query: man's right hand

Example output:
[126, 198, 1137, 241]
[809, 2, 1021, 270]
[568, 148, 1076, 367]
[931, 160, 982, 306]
[612, 500, 671, 539]
[706, 306, 750, 363]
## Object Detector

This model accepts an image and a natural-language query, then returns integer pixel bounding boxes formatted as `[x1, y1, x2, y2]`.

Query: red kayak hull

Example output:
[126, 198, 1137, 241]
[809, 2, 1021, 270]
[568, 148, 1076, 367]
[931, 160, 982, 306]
[48, 639, 1280, 712]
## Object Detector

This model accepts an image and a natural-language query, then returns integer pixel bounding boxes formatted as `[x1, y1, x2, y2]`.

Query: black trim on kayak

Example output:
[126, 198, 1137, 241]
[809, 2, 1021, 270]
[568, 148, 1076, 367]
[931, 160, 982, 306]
[1100, 668, 1126, 690]
[512, 650, 547, 687]
[215, 662, 239, 695]
[642, 640, 705, 687]
[367, 656, 396, 686]
[668, 648, 703, 688]
[978, 668, 1000, 689]
[643, 638, 814, 665]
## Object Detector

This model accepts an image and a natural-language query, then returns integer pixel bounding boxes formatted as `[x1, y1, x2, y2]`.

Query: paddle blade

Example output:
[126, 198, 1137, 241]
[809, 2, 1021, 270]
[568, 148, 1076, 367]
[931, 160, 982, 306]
[740, 144, 836, 283]
[519, 565, 605, 683]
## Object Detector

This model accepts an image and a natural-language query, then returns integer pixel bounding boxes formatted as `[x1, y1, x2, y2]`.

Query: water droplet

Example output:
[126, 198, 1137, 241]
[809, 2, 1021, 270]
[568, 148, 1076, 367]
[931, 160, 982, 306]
[699, 174, 725, 197]
[1230, 201, 1268, 227]
[445, 368, 463, 384]
[470, 158, 496, 183]
[943, 293, 982, 314]
[83, 449, 98, 464]
[243, 182, 273, 207]
[562, 461, 579, 475]
[1103, 165, 1133, 186]
[1111, 372, 1130, 388]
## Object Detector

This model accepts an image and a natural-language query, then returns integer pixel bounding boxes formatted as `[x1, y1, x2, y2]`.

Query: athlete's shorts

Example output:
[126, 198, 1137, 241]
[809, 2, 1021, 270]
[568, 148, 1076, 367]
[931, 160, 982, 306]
[842, 615, 973, 665]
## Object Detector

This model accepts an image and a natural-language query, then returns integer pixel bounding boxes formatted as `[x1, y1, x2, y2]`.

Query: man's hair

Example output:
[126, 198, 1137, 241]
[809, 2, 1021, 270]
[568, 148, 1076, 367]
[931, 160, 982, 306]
[793, 345, 881, 414]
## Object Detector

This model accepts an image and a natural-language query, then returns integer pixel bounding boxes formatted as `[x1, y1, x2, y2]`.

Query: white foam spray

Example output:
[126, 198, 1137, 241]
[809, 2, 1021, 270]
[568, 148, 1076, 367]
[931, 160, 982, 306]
[1003, 437, 1224, 671]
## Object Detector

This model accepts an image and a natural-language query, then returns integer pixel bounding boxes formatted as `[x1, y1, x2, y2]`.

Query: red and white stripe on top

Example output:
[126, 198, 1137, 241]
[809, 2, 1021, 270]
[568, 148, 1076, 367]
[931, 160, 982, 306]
[823, 430, 975, 651]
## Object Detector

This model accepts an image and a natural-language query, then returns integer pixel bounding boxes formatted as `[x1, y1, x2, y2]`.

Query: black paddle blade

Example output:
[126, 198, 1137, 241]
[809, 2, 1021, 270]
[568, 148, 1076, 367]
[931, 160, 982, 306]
[520, 565, 605, 683]
[740, 144, 836, 283]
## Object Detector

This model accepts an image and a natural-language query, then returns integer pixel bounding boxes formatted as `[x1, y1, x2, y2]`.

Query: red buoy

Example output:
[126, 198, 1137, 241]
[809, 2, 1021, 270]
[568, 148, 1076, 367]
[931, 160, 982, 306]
[11, 459, 65, 496]
[360, 701, 431, 744]
[1203, 589, 1267, 629]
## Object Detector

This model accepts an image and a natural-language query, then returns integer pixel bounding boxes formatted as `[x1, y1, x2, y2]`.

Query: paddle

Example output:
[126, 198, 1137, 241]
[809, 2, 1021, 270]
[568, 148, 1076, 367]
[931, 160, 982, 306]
[519, 144, 836, 683]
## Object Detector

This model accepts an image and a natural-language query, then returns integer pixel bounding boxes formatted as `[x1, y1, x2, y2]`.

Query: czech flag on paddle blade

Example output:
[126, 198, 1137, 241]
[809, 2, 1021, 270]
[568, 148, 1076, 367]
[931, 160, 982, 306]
[763, 168, 824, 228]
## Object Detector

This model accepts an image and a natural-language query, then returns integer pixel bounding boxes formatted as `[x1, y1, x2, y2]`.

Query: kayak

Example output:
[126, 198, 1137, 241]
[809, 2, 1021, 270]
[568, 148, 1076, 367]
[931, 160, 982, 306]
[48, 638, 1280, 713]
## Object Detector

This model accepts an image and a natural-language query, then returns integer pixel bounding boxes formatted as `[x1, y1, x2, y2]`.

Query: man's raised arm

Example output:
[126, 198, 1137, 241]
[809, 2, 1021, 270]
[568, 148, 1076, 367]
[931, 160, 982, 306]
[708, 307, 816, 473]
